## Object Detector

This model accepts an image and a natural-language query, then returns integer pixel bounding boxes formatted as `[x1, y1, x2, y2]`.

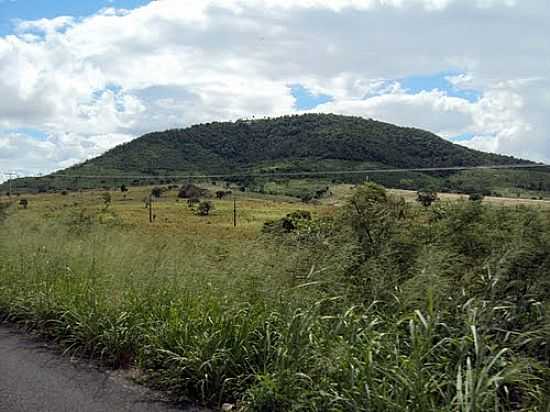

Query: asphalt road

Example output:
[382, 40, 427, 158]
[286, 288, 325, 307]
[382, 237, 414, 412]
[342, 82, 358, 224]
[0, 324, 204, 412]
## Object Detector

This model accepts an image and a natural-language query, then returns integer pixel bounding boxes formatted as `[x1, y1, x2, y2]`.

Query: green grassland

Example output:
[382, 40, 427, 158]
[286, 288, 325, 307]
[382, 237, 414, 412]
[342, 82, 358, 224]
[1, 184, 550, 411]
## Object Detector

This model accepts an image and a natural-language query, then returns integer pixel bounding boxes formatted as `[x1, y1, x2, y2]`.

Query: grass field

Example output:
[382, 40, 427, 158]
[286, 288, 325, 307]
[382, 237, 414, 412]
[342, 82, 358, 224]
[1, 183, 550, 411]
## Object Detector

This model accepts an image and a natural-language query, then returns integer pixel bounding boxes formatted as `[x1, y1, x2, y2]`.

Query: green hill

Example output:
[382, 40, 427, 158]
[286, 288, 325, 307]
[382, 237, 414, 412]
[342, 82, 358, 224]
[4, 113, 549, 196]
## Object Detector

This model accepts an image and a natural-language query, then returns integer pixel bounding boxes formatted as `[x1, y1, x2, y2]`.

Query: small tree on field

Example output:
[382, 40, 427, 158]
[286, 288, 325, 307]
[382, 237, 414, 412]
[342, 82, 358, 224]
[416, 191, 438, 207]
[178, 184, 208, 199]
[187, 197, 200, 208]
[196, 201, 213, 216]
[120, 184, 128, 193]
[469, 192, 484, 202]
[19, 199, 28, 209]
[151, 187, 162, 198]
[102, 192, 112, 206]
[301, 193, 313, 203]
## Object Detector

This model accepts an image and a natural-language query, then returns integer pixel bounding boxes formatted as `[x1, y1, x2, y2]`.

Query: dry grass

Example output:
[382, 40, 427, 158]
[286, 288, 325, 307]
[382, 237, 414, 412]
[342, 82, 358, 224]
[0, 185, 332, 240]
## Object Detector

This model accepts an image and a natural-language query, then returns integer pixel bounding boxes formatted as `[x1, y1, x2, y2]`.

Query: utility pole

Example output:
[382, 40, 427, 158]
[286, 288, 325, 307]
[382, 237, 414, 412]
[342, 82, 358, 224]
[6, 172, 17, 196]
[233, 198, 237, 227]
[149, 194, 154, 223]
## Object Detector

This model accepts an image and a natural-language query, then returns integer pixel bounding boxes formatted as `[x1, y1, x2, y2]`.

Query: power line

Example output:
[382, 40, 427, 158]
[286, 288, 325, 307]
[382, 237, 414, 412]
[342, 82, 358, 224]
[3, 172, 18, 194]
[18, 163, 549, 180]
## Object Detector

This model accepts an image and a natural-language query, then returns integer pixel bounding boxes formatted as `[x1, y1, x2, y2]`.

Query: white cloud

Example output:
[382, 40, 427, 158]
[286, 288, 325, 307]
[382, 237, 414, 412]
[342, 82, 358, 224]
[0, 0, 549, 179]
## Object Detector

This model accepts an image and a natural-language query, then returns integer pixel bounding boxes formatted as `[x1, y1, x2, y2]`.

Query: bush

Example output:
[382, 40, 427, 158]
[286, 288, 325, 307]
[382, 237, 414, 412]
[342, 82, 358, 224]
[101, 193, 112, 206]
[262, 210, 312, 234]
[196, 201, 213, 216]
[416, 190, 438, 207]
[178, 184, 209, 199]
[187, 197, 200, 208]
[468, 192, 484, 201]
[151, 187, 162, 198]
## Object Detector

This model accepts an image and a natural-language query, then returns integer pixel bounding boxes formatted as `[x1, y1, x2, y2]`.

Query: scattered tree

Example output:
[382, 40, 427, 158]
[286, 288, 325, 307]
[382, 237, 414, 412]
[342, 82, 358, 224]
[215, 190, 232, 199]
[469, 192, 484, 202]
[102, 192, 112, 206]
[263, 210, 312, 233]
[187, 197, 200, 208]
[151, 187, 162, 198]
[416, 191, 438, 207]
[178, 184, 209, 199]
[196, 201, 213, 216]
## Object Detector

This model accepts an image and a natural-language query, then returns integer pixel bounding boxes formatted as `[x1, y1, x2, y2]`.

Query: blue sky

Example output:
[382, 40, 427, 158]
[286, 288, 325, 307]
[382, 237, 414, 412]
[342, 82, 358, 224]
[399, 72, 481, 103]
[0, 0, 151, 35]
[291, 84, 333, 110]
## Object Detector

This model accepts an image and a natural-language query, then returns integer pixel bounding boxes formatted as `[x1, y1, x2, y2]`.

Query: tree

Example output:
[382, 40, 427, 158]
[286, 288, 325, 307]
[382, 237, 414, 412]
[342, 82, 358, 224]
[120, 184, 128, 192]
[178, 184, 208, 199]
[102, 192, 112, 206]
[416, 191, 438, 207]
[344, 182, 408, 258]
[469, 192, 484, 202]
[151, 187, 162, 198]
[196, 201, 213, 216]
[187, 197, 200, 208]
[19, 199, 28, 209]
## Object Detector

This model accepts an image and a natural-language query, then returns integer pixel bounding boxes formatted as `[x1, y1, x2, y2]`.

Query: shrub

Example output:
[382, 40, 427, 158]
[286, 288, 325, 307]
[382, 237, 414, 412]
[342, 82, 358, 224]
[300, 193, 313, 203]
[101, 192, 112, 206]
[416, 190, 438, 207]
[196, 201, 213, 216]
[178, 184, 209, 199]
[187, 197, 200, 208]
[468, 192, 484, 201]
[262, 210, 312, 234]
[151, 187, 162, 198]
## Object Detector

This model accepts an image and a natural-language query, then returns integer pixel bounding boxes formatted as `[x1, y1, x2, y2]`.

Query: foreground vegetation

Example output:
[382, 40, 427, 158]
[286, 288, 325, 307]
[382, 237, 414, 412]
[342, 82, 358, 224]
[1, 184, 550, 411]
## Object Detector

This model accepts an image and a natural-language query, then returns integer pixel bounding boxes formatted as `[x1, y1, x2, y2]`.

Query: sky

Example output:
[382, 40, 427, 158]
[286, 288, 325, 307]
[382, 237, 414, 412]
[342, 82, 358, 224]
[0, 0, 549, 181]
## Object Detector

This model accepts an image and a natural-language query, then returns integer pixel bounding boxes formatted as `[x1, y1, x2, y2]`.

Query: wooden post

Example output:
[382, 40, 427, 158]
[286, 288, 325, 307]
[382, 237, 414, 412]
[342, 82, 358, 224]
[233, 198, 237, 227]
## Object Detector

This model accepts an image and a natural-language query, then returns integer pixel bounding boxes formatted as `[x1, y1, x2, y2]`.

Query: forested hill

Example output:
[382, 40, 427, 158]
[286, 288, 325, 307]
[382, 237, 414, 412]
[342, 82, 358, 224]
[73, 113, 519, 174]
[6, 113, 547, 194]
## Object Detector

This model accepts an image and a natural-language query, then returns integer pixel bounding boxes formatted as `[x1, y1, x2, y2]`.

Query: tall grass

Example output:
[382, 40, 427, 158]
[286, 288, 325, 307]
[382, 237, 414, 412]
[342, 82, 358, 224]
[0, 187, 549, 410]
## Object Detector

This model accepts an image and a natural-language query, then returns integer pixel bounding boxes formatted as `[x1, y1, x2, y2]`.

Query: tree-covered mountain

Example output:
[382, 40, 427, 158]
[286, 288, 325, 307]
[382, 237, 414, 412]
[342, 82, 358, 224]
[4, 113, 549, 195]
[70, 113, 521, 172]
